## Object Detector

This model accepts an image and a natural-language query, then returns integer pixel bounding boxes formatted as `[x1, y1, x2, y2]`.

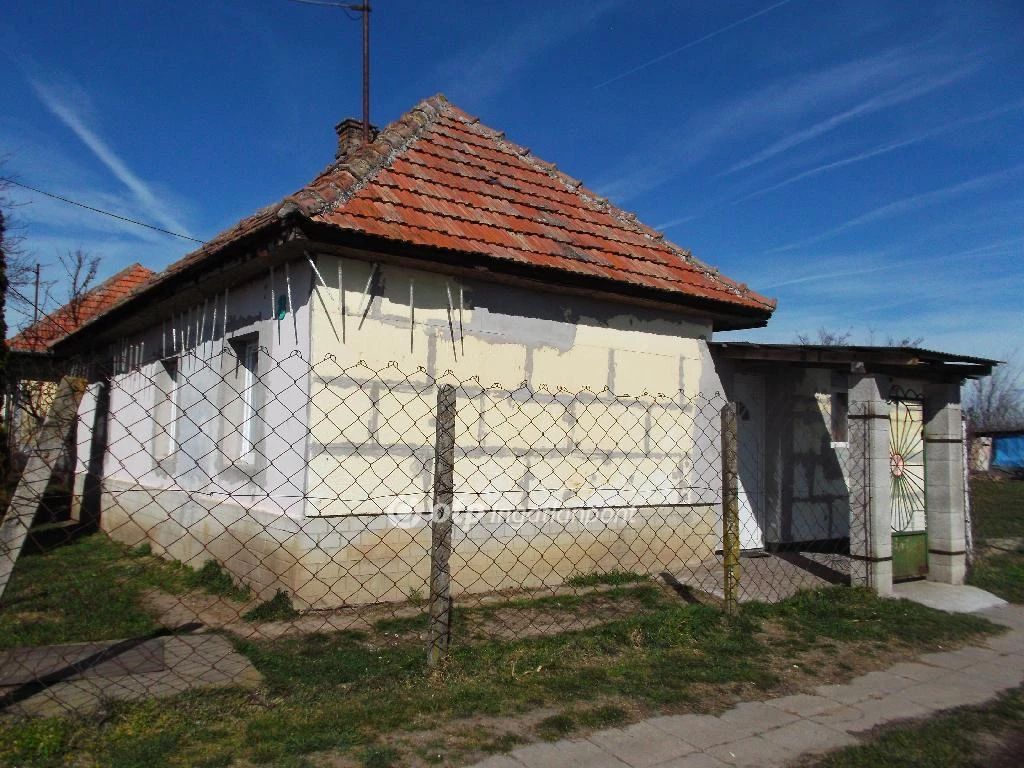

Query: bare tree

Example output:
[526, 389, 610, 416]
[794, 327, 854, 346]
[883, 334, 925, 348]
[796, 327, 926, 348]
[964, 353, 1024, 433]
[6, 249, 102, 458]
[0, 161, 55, 333]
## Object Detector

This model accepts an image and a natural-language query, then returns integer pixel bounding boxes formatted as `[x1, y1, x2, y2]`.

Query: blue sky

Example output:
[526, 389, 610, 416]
[1, 0, 1021, 358]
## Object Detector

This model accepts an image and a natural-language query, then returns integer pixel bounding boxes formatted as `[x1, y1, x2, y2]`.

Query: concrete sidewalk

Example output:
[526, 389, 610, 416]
[471, 598, 1024, 768]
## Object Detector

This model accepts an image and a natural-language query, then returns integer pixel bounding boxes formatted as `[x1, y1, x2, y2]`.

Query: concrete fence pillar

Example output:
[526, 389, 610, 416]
[848, 374, 893, 596]
[924, 382, 967, 585]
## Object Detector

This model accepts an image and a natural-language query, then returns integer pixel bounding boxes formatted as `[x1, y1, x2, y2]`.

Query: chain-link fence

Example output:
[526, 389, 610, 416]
[0, 347, 859, 716]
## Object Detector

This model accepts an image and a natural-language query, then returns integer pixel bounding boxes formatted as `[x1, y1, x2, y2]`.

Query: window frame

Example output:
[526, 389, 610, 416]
[218, 333, 267, 480]
[152, 355, 181, 470]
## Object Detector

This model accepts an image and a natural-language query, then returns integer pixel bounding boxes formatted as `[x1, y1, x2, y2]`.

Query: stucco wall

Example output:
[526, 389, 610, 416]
[304, 253, 716, 516]
[74, 261, 313, 552]
[75, 253, 725, 607]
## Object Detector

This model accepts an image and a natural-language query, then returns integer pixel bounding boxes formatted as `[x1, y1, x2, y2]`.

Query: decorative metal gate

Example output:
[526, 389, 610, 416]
[889, 391, 927, 580]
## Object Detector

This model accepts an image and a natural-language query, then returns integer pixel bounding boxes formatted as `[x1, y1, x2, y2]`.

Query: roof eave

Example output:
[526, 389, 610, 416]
[303, 221, 774, 331]
[709, 342, 997, 380]
[52, 214, 307, 353]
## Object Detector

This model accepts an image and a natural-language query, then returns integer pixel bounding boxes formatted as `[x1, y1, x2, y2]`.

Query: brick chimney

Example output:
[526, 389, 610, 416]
[335, 118, 379, 159]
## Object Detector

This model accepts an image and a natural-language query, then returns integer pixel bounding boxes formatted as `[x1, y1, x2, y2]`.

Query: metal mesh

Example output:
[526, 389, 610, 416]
[0, 348, 857, 716]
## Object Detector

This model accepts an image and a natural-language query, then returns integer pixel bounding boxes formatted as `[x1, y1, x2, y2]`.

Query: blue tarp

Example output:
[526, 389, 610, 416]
[993, 434, 1024, 468]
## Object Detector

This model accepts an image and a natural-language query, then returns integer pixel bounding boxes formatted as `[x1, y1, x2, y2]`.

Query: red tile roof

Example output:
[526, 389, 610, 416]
[297, 96, 775, 315]
[58, 95, 774, 344]
[8, 263, 154, 351]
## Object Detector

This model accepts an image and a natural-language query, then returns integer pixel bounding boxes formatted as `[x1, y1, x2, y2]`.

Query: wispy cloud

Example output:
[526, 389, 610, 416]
[434, 0, 624, 103]
[29, 77, 194, 239]
[732, 100, 1024, 204]
[767, 164, 1024, 253]
[653, 213, 699, 232]
[593, 0, 799, 89]
[721, 64, 979, 176]
[761, 237, 1024, 291]
[595, 45, 949, 202]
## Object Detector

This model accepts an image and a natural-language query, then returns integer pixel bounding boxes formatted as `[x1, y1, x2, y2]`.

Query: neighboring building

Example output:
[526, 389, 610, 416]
[711, 343, 993, 584]
[4, 264, 154, 451]
[49, 96, 992, 606]
[971, 428, 1024, 472]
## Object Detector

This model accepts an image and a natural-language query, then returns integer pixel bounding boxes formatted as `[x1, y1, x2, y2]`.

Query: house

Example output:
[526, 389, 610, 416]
[48, 95, 991, 607]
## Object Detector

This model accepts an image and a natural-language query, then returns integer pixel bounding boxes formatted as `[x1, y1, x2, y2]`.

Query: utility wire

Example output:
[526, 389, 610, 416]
[0, 176, 205, 244]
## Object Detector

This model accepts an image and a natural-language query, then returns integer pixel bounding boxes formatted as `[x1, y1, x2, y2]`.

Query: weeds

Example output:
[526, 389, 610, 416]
[243, 591, 299, 622]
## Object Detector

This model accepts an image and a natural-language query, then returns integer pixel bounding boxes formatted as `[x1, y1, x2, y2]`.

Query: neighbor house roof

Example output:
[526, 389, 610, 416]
[8, 263, 154, 352]
[710, 342, 997, 379]
[57, 95, 775, 347]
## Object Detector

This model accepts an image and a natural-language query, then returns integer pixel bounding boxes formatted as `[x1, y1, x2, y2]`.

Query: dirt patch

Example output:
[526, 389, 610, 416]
[142, 581, 692, 642]
[752, 620, 926, 695]
[142, 588, 253, 630]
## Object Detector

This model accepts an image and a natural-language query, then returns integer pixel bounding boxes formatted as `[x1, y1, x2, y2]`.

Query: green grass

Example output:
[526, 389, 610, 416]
[371, 582, 668, 636]
[0, 586, 1001, 768]
[971, 478, 1024, 540]
[0, 534, 250, 648]
[800, 685, 1024, 768]
[535, 704, 631, 740]
[969, 551, 1024, 604]
[968, 478, 1024, 604]
[243, 590, 299, 622]
[564, 569, 649, 588]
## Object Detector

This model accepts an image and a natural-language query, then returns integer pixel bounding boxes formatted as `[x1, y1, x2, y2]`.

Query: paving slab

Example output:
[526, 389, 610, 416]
[892, 581, 1007, 613]
[705, 734, 795, 767]
[898, 680, 996, 710]
[835, 694, 933, 733]
[587, 721, 695, 767]
[813, 682, 879, 706]
[804, 704, 865, 729]
[886, 661, 952, 682]
[513, 738, 629, 768]
[646, 715, 743, 750]
[766, 693, 844, 718]
[981, 605, 1024, 630]
[717, 701, 799, 734]
[759, 719, 858, 753]
[962, 660, 1024, 687]
[918, 646, 1000, 670]
[471, 757, 525, 768]
[649, 753, 728, 768]
[985, 632, 1024, 653]
[1, 635, 260, 717]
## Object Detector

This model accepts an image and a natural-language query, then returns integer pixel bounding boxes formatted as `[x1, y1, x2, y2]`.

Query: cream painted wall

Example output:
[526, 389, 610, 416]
[305, 253, 714, 519]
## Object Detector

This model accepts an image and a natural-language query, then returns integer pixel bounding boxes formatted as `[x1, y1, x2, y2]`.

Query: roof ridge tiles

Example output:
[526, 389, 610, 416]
[292, 94, 451, 220]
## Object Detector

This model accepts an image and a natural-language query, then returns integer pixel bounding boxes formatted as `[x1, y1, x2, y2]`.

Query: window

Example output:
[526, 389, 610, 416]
[235, 339, 259, 458]
[153, 356, 180, 461]
[831, 390, 849, 444]
[222, 335, 261, 466]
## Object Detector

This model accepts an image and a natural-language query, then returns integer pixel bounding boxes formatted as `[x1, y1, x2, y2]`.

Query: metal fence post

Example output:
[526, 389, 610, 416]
[427, 384, 456, 668]
[721, 402, 740, 616]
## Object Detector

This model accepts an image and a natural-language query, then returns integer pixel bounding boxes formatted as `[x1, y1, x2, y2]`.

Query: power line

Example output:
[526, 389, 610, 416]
[0, 176, 205, 244]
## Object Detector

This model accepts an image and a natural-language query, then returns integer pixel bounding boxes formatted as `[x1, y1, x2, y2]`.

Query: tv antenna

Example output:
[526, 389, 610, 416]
[289, 0, 372, 144]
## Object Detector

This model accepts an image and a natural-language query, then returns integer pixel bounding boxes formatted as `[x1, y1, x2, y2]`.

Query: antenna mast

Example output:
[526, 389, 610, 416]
[289, 0, 372, 144]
